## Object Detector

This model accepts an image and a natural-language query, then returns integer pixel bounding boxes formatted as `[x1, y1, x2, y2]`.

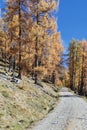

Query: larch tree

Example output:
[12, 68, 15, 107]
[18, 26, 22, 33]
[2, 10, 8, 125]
[68, 39, 87, 96]
[79, 40, 87, 95]
[0, 18, 8, 71]
[29, 0, 63, 84]
[5, 0, 32, 78]
[68, 40, 81, 91]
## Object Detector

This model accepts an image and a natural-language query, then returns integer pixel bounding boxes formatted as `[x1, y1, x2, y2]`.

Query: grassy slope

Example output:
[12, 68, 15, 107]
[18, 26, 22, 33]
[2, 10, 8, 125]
[0, 62, 59, 130]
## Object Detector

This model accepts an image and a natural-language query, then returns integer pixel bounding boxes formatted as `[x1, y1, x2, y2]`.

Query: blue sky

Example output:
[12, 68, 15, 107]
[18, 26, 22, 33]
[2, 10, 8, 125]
[58, 0, 87, 49]
[0, 0, 5, 17]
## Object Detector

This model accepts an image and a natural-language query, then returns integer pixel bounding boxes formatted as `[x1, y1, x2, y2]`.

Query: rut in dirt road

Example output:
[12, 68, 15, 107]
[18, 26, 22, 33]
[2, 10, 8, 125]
[31, 88, 87, 130]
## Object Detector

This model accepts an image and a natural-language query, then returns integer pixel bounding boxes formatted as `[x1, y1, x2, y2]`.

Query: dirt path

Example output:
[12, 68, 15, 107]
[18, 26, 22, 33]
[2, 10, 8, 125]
[31, 88, 87, 130]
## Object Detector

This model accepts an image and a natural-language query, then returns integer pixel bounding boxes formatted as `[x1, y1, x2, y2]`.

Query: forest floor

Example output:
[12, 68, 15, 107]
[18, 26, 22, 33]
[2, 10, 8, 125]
[0, 60, 60, 130]
[31, 88, 87, 130]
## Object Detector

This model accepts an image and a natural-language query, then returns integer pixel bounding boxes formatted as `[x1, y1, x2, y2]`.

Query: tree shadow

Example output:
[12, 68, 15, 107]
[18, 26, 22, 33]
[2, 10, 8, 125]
[76, 117, 87, 120]
[58, 94, 80, 98]
[0, 71, 6, 76]
[0, 63, 6, 68]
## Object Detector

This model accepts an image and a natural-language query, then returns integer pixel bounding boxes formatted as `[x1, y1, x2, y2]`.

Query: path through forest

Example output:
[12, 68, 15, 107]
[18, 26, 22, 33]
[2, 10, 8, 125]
[31, 88, 87, 130]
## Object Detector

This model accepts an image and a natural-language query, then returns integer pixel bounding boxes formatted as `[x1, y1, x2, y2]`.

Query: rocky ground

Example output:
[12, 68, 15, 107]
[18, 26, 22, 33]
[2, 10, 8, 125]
[31, 88, 87, 130]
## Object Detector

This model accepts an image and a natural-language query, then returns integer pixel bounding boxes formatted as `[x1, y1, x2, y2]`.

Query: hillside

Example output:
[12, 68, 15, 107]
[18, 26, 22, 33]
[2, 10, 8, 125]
[0, 67, 59, 130]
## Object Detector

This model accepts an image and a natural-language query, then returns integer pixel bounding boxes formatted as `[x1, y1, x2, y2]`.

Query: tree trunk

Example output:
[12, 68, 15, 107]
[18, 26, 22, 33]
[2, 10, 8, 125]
[4, 40, 7, 72]
[80, 48, 84, 95]
[34, 0, 39, 84]
[18, 0, 22, 79]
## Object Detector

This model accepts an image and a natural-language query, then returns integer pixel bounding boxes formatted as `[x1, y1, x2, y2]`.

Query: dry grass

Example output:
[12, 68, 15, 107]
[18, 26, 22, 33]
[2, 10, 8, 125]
[0, 75, 59, 130]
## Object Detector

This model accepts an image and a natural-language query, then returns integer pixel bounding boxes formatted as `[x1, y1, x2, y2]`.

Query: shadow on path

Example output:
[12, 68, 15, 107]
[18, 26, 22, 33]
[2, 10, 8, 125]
[0, 71, 6, 76]
[58, 94, 80, 98]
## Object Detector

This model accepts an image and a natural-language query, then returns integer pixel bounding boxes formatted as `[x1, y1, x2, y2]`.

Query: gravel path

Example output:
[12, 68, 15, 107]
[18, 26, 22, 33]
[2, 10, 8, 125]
[31, 88, 87, 130]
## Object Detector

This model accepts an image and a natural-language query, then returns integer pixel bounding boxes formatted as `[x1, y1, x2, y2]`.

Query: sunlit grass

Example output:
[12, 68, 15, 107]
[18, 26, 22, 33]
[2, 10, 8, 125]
[0, 75, 59, 130]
